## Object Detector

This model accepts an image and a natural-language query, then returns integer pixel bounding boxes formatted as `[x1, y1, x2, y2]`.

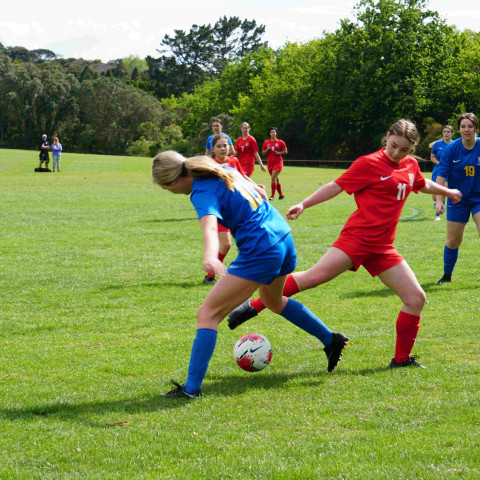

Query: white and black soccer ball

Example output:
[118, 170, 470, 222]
[233, 333, 272, 372]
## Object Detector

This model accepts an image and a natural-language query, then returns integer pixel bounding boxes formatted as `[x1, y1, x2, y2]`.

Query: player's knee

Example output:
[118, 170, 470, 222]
[259, 294, 283, 314]
[405, 288, 426, 310]
[446, 239, 461, 249]
[266, 301, 284, 315]
[220, 238, 232, 251]
[299, 270, 329, 290]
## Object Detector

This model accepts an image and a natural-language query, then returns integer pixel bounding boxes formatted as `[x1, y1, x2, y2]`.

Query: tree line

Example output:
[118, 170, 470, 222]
[2, 0, 480, 160]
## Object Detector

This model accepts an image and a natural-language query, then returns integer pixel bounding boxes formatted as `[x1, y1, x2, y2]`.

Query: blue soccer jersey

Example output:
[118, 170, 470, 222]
[206, 134, 233, 152]
[431, 139, 449, 162]
[431, 139, 450, 179]
[190, 169, 290, 256]
[437, 138, 480, 203]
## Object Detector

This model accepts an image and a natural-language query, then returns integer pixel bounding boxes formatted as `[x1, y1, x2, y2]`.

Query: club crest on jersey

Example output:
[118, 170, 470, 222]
[408, 174, 414, 186]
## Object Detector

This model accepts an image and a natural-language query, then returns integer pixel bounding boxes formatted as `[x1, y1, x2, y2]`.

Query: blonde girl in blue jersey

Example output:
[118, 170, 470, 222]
[152, 151, 348, 398]
[435, 113, 480, 284]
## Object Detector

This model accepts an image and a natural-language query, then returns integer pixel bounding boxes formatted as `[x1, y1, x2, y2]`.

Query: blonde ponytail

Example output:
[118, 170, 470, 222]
[152, 151, 235, 189]
[185, 156, 236, 190]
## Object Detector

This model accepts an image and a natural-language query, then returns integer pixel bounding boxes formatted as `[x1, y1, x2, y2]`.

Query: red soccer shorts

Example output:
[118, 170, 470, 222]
[332, 237, 404, 277]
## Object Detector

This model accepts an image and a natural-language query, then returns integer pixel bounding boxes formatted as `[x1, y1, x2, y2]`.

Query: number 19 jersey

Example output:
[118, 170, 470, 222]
[334, 149, 426, 249]
[437, 137, 480, 203]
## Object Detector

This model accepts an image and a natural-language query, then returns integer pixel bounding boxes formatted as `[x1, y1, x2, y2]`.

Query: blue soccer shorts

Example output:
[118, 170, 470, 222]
[446, 199, 480, 223]
[227, 232, 297, 284]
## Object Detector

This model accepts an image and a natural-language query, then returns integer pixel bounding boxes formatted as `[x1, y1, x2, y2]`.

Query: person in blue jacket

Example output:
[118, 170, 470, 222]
[51, 137, 63, 172]
[435, 113, 480, 284]
[152, 151, 349, 398]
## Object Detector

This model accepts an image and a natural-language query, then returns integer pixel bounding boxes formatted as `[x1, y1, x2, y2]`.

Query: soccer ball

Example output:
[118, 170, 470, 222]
[233, 333, 272, 372]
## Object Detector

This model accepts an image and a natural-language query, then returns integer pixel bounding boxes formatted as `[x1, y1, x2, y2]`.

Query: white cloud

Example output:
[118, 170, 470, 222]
[1, 0, 480, 61]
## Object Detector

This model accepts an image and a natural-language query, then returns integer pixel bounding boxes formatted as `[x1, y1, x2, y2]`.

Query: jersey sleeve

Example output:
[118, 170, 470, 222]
[230, 158, 246, 176]
[234, 138, 240, 151]
[431, 141, 440, 156]
[206, 135, 212, 151]
[334, 156, 373, 194]
[190, 183, 223, 222]
[412, 160, 427, 192]
[280, 140, 286, 151]
[227, 135, 233, 146]
[251, 136, 259, 152]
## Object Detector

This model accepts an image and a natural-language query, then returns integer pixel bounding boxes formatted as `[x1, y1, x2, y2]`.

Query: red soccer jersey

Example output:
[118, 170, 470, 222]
[214, 156, 247, 177]
[235, 135, 259, 173]
[263, 139, 286, 165]
[334, 149, 426, 249]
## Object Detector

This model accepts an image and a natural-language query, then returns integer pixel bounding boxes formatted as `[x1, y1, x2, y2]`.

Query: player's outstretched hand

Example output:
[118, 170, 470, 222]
[447, 188, 462, 204]
[260, 164, 267, 172]
[286, 203, 304, 220]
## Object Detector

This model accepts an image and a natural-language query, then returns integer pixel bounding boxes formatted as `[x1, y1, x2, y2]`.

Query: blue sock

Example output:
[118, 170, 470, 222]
[184, 328, 217, 394]
[444, 246, 459, 275]
[280, 298, 333, 346]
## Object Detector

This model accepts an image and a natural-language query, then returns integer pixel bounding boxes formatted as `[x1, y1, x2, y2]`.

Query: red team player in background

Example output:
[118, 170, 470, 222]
[203, 133, 267, 285]
[229, 119, 462, 368]
[262, 127, 287, 200]
[235, 122, 267, 177]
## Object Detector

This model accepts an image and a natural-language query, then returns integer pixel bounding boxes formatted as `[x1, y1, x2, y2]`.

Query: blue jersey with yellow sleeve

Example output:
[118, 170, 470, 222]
[437, 138, 480, 203]
[190, 169, 290, 256]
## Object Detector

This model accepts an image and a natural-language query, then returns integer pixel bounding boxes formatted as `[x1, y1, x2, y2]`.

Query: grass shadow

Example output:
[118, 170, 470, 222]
[145, 217, 196, 223]
[421, 282, 480, 292]
[340, 287, 395, 299]
[0, 371, 330, 425]
[101, 281, 201, 291]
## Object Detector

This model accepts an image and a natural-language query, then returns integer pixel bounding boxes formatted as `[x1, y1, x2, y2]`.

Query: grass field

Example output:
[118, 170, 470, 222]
[0, 148, 479, 479]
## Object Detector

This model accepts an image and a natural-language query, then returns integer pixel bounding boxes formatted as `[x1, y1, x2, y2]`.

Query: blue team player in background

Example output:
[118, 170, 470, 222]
[435, 113, 480, 284]
[205, 118, 234, 157]
[431, 125, 454, 221]
[152, 151, 348, 398]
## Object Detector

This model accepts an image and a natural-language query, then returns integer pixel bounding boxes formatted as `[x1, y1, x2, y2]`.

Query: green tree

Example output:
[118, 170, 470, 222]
[305, 0, 459, 158]
[0, 56, 80, 149]
[212, 16, 267, 74]
[77, 77, 174, 153]
[122, 55, 148, 75]
[150, 17, 268, 97]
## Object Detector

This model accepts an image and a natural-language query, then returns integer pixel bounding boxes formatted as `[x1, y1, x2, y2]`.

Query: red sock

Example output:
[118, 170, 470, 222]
[277, 183, 283, 196]
[394, 311, 421, 363]
[250, 274, 300, 312]
[271, 183, 277, 197]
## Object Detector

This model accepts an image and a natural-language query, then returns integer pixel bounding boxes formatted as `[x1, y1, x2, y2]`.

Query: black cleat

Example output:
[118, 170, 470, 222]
[324, 332, 349, 372]
[269, 196, 274, 201]
[203, 276, 216, 285]
[162, 380, 202, 399]
[279, 195, 285, 200]
[435, 274, 451, 285]
[227, 299, 258, 330]
[389, 355, 426, 369]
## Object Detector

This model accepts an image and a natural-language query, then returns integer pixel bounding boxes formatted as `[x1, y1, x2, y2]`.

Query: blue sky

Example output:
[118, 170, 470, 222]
[1, 0, 479, 62]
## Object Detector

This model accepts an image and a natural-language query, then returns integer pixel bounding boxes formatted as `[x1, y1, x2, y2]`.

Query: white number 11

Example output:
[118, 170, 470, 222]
[397, 183, 407, 200]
